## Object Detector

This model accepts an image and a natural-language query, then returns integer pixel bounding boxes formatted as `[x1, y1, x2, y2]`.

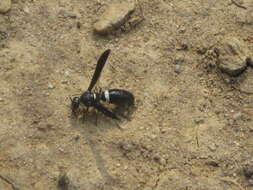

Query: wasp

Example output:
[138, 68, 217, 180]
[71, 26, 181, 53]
[70, 49, 134, 120]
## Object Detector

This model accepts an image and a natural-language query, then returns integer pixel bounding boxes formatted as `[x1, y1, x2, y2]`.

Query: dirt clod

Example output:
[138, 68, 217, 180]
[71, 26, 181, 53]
[218, 38, 249, 76]
[94, 2, 135, 35]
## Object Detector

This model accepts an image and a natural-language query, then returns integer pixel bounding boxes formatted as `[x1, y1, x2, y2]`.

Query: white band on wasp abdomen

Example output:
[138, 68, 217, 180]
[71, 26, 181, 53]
[104, 90, 110, 103]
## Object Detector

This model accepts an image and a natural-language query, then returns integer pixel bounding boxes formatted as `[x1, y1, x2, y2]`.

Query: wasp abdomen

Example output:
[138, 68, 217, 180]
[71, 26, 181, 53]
[102, 89, 134, 106]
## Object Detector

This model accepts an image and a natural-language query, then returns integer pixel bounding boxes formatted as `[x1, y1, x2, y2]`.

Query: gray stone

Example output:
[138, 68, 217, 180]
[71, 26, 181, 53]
[0, 0, 11, 13]
[94, 2, 135, 35]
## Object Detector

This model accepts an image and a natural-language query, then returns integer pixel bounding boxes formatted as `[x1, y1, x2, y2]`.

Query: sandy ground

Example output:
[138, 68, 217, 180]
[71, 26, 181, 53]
[0, 0, 253, 189]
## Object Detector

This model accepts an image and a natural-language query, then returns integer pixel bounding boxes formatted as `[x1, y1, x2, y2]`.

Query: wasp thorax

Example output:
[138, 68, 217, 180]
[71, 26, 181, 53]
[80, 91, 95, 106]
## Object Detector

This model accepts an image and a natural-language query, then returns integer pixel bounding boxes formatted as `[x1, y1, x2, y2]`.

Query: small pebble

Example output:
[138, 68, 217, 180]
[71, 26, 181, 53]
[150, 134, 157, 139]
[64, 71, 70, 77]
[194, 118, 204, 124]
[159, 157, 166, 165]
[153, 154, 161, 162]
[0, 98, 4, 102]
[58, 9, 77, 19]
[232, 112, 242, 120]
[198, 155, 209, 159]
[23, 6, 30, 14]
[205, 160, 219, 167]
[196, 46, 207, 55]
[176, 43, 188, 50]
[174, 65, 182, 73]
[161, 128, 167, 134]
[77, 21, 81, 29]
[208, 143, 217, 151]
[224, 78, 231, 84]
[120, 143, 133, 151]
[179, 27, 186, 33]
[153, 154, 166, 165]
[48, 83, 54, 89]
[234, 141, 240, 146]
[174, 55, 185, 64]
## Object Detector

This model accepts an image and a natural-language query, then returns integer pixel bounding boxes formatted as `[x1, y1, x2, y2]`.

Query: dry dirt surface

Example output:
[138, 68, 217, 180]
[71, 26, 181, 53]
[1, 0, 253, 190]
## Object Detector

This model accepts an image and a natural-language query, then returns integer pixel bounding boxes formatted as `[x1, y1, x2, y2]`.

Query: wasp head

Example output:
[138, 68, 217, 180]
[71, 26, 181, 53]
[70, 97, 80, 115]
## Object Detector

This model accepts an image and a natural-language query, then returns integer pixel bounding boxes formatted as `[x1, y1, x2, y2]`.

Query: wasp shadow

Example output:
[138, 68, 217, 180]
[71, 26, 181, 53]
[68, 108, 127, 187]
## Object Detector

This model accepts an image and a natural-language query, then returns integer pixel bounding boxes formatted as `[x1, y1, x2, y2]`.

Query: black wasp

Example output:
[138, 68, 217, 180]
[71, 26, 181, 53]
[70, 49, 134, 120]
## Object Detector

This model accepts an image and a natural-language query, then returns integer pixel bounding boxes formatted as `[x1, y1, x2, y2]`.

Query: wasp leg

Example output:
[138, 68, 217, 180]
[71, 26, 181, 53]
[95, 109, 99, 126]
[98, 87, 103, 94]
[94, 103, 119, 120]
[82, 107, 89, 121]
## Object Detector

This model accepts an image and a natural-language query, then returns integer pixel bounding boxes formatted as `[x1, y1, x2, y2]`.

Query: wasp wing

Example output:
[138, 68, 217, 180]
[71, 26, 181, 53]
[87, 49, 111, 91]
